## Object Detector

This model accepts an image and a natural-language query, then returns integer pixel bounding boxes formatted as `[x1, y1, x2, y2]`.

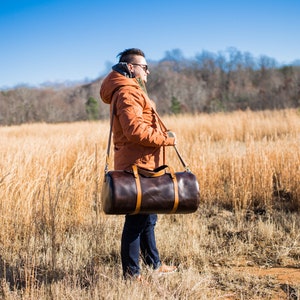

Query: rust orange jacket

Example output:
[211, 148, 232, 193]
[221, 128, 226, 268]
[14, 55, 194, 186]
[100, 67, 175, 170]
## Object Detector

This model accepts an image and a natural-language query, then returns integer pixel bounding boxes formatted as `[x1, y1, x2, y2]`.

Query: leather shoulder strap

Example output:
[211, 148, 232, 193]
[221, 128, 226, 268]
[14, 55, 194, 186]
[104, 86, 124, 173]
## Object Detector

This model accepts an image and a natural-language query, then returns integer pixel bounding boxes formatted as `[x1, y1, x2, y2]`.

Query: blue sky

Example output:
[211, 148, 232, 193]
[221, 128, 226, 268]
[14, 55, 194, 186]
[1, 0, 299, 89]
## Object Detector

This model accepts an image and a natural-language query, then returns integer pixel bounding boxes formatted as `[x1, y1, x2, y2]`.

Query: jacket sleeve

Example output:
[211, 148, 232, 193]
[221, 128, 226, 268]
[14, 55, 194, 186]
[116, 89, 175, 147]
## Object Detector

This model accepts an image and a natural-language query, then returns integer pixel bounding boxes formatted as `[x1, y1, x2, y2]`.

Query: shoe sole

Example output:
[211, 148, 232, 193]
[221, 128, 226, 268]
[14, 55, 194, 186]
[154, 268, 178, 276]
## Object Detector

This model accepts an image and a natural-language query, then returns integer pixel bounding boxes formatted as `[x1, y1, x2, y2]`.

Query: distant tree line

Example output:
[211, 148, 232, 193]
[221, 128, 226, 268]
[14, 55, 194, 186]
[0, 48, 299, 125]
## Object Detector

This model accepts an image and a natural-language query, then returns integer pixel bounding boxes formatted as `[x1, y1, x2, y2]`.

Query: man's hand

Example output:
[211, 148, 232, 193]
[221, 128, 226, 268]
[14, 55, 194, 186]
[167, 131, 177, 145]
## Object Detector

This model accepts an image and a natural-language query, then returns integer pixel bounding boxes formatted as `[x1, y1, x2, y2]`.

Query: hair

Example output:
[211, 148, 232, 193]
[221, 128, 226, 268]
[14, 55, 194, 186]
[117, 48, 145, 63]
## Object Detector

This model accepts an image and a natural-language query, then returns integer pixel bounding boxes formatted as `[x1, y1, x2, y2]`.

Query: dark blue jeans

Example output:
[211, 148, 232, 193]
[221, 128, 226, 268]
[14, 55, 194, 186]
[121, 214, 161, 277]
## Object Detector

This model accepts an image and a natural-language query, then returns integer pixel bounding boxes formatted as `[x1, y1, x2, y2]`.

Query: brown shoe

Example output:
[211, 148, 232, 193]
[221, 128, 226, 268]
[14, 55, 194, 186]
[134, 274, 150, 285]
[154, 263, 177, 275]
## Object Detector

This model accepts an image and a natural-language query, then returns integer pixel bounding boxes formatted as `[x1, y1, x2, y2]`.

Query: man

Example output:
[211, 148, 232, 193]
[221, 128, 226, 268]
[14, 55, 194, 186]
[100, 48, 177, 280]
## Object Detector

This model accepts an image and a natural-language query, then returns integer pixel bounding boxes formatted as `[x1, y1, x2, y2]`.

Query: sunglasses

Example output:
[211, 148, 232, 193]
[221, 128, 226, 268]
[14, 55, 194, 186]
[131, 63, 149, 72]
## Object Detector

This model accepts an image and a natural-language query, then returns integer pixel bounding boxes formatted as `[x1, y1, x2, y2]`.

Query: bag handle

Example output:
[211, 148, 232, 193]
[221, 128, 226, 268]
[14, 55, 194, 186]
[151, 107, 191, 172]
[104, 93, 190, 173]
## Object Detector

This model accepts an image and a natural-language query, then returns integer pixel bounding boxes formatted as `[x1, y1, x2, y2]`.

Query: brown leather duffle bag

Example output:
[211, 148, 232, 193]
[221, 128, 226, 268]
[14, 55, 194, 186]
[102, 164, 200, 215]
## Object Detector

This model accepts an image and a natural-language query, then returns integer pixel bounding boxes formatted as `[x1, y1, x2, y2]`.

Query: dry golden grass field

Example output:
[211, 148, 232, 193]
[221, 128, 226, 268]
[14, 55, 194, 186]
[0, 109, 300, 299]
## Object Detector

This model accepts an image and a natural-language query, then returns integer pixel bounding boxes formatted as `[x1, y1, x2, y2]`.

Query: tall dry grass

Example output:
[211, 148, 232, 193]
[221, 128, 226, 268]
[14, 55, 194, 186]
[0, 109, 300, 299]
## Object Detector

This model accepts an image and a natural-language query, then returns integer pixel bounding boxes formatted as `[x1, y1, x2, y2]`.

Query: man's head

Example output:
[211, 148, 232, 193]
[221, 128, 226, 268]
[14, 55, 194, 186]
[117, 48, 150, 82]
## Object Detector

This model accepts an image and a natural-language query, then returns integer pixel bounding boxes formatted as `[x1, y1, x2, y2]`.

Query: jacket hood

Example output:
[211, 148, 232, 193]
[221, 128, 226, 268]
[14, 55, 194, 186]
[100, 63, 140, 104]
